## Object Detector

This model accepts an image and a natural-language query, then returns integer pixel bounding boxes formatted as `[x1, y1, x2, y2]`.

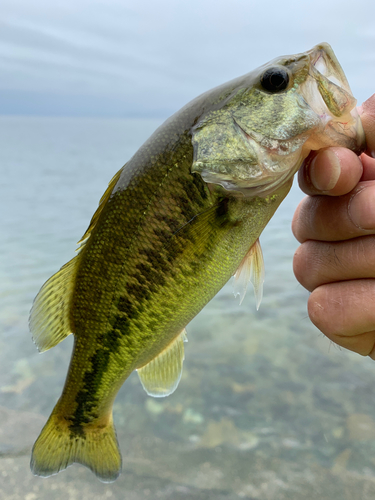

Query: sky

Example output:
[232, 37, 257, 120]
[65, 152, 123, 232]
[1, 0, 374, 118]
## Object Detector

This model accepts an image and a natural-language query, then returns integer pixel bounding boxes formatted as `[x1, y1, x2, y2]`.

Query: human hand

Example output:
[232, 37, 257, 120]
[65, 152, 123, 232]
[292, 94, 375, 358]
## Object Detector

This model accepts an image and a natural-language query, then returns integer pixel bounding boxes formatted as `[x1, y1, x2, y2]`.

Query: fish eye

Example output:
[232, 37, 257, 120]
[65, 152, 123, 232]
[260, 67, 290, 92]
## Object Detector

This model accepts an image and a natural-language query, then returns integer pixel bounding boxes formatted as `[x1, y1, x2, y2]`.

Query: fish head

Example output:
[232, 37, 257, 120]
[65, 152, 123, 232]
[191, 43, 366, 196]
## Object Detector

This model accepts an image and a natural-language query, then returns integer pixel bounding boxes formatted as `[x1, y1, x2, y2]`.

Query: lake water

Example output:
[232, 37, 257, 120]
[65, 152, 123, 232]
[2, 116, 375, 499]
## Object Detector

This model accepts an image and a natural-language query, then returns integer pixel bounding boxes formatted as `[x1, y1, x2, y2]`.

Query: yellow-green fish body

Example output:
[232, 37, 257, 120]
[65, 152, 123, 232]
[30, 43, 365, 482]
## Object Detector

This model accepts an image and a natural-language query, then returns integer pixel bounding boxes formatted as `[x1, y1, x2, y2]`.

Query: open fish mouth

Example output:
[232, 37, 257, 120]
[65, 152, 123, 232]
[191, 43, 365, 198]
[302, 43, 366, 154]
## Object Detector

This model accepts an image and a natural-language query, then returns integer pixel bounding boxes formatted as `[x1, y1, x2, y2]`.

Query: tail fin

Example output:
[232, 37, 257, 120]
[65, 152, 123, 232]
[30, 412, 122, 483]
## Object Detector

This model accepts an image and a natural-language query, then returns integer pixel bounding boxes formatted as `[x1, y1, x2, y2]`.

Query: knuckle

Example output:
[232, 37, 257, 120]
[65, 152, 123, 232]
[307, 286, 341, 337]
[292, 196, 316, 243]
[293, 243, 314, 290]
[293, 241, 334, 291]
[291, 201, 304, 241]
[361, 236, 375, 268]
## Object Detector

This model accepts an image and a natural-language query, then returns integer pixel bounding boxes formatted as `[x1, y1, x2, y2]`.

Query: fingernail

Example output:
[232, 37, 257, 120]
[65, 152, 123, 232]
[310, 150, 341, 191]
[349, 186, 375, 229]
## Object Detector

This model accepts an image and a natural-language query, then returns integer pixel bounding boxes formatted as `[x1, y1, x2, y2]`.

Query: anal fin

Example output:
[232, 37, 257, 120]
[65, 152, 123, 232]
[137, 329, 187, 397]
[233, 238, 265, 310]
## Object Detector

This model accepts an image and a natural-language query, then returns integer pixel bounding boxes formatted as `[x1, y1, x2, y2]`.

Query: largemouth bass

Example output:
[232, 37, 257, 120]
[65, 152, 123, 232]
[30, 43, 365, 482]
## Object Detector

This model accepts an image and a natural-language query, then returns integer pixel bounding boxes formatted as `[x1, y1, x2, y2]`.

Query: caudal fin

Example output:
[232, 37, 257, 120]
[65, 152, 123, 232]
[30, 412, 122, 482]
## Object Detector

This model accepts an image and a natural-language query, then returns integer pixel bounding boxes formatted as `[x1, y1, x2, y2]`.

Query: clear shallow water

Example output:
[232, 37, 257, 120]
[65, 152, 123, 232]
[2, 117, 375, 499]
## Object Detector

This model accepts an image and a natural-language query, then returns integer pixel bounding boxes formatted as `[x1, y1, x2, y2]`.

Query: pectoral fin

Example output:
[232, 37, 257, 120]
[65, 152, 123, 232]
[137, 329, 187, 397]
[233, 238, 265, 310]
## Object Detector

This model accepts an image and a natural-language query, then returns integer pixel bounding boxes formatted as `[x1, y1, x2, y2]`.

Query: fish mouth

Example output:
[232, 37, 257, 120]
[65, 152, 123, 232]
[191, 43, 366, 199]
[302, 43, 366, 154]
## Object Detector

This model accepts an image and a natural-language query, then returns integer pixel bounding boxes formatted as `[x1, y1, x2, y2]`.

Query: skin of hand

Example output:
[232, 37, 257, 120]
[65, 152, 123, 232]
[292, 94, 375, 359]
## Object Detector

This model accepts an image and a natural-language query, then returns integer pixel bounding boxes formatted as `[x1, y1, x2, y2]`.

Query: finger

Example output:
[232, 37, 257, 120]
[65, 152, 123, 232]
[293, 236, 375, 291]
[360, 153, 375, 181]
[292, 180, 375, 243]
[359, 94, 375, 158]
[308, 280, 375, 358]
[298, 147, 363, 196]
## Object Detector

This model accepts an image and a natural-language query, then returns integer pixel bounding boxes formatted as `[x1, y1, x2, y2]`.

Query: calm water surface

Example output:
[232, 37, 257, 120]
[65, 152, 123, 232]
[2, 116, 375, 499]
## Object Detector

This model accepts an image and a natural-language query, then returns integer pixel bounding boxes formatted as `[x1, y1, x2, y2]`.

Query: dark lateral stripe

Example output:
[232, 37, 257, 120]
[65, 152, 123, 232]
[69, 141, 216, 432]
[69, 332, 122, 435]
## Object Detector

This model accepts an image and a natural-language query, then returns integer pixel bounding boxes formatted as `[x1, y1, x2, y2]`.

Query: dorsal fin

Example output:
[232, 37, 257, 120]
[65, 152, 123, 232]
[77, 166, 123, 247]
[137, 329, 188, 397]
[233, 238, 265, 310]
[30, 167, 124, 353]
[29, 256, 79, 352]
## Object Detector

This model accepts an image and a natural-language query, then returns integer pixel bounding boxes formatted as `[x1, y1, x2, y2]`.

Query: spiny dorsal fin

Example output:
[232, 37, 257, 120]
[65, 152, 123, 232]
[233, 238, 265, 310]
[77, 166, 123, 247]
[29, 257, 78, 352]
[137, 329, 188, 397]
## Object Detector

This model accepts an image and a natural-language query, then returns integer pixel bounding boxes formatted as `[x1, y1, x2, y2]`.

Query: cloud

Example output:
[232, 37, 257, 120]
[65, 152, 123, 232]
[1, 0, 373, 116]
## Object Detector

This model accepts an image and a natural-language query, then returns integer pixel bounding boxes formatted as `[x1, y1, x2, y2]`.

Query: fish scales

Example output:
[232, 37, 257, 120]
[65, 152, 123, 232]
[29, 43, 366, 482]
[63, 129, 279, 429]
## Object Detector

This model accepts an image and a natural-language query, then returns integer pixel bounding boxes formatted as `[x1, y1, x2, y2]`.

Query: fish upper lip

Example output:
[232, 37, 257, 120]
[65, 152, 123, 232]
[307, 43, 353, 96]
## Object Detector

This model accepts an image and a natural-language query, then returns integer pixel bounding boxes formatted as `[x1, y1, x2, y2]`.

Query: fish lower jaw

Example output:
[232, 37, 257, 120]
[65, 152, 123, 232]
[327, 116, 366, 154]
[214, 162, 300, 198]
[303, 115, 366, 154]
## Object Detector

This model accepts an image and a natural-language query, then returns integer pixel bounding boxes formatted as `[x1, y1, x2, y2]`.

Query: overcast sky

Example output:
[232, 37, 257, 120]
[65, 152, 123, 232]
[1, 0, 374, 117]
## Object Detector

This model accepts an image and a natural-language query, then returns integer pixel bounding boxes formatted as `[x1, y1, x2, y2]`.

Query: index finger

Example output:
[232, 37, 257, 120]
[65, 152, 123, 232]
[298, 147, 363, 197]
[292, 180, 375, 243]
